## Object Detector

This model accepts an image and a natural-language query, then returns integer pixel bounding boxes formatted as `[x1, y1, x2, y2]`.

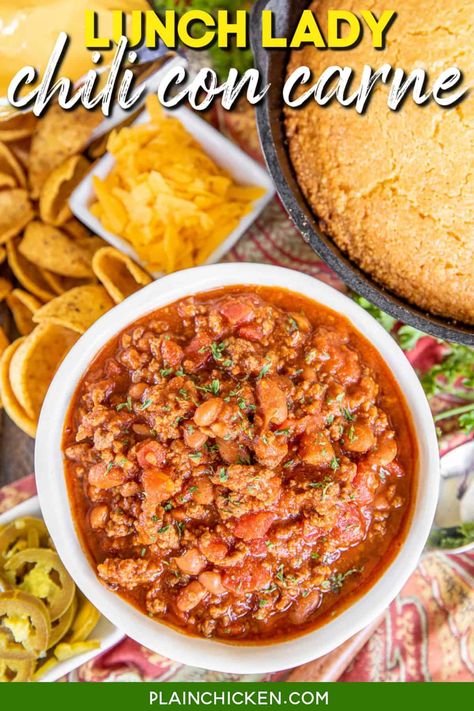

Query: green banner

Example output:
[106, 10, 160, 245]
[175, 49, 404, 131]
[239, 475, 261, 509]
[0, 682, 471, 710]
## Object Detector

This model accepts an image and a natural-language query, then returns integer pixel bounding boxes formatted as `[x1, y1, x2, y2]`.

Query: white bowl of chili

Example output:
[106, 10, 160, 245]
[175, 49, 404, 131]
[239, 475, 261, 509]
[35, 263, 439, 674]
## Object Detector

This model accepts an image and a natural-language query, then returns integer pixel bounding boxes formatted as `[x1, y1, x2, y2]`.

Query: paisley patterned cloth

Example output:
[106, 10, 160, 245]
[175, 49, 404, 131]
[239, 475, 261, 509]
[1, 200, 472, 682]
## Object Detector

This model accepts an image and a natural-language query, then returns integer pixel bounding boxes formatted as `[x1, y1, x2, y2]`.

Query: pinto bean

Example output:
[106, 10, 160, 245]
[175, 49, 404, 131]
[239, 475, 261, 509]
[175, 548, 207, 575]
[299, 432, 335, 467]
[88, 462, 126, 489]
[128, 382, 147, 399]
[89, 504, 108, 529]
[367, 431, 398, 467]
[289, 590, 321, 625]
[176, 581, 207, 612]
[198, 571, 226, 595]
[344, 422, 376, 453]
[136, 440, 167, 468]
[184, 427, 208, 450]
[257, 379, 287, 427]
[194, 398, 224, 427]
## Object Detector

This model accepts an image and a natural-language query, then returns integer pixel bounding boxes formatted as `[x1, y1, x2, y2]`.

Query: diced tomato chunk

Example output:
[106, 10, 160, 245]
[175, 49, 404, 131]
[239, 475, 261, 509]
[233, 511, 275, 541]
[257, 378, 287, 427]
[334, 503, 366, 547]
[142, 468, 173, 504]
[88, 462, 126, 489]
[222, 560, 272, 593]
[184, 334, 212, 371]
[161, 339, 184, 368]
[219, 300, 254, 325]
[136, 440, 167, 469]
[238, 324, 264, 341]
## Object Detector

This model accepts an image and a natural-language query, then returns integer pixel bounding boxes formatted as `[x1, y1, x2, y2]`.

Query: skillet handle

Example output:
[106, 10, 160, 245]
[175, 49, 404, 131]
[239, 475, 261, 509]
[250, 0, 271, 77]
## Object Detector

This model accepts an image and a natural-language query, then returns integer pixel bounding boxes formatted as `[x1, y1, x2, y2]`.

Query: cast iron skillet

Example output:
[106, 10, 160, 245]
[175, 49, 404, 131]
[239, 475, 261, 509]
[250, 0, 474, 346]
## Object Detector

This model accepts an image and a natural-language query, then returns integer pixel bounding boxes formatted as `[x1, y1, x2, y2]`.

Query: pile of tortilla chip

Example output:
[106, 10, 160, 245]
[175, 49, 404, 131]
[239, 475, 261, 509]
[0, 109, 152, 438]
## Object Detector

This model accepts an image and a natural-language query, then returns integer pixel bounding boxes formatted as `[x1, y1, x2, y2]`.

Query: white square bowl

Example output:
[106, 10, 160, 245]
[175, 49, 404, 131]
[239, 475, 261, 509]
[70, 107, 275, 277]
[0, 496, 124, 682]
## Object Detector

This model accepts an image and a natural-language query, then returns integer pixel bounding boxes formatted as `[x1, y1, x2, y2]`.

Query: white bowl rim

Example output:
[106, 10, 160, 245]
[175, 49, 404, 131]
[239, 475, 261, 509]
[35, 262, 439, 674]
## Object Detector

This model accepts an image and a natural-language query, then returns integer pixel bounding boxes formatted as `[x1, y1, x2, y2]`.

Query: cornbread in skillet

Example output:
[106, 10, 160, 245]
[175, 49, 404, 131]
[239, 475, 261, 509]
[285, 0, 474, 324]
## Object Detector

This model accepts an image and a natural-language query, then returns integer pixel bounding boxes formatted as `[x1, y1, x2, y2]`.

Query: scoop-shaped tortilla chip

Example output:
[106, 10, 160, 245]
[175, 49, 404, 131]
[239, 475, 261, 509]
[19, 221, 95, 278]
[62, 219, 91, 241]
[29, 104, 102, 198]
[92, 247, 152, 304]
[0, 246, 6, 265]
[40, 269, 93, 296]
[0, 189, 34, 244]
[33, 285, 114, 334]
[0, 277, 13, 302]
[39, 154, 90, 227]
[6, 238, 55, 302]
[0, 338, 37, 437]
[6, 289, 42, 336]
[0, 327, 9, 354]
[0, 141, 26, 188]
[0, 113, 37, 143]
[9, 322, 78, 420]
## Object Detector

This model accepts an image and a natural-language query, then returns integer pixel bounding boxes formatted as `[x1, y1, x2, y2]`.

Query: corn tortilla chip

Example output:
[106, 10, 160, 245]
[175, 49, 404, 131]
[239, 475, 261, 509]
[6, 289, 42, 336]
[0, 246, 5, 265]
[29, 104, 102, 198]
[39, 154, 90, 227]
[0, 327, 9, 355]
[0, 338, 37, 437]
[8, 138, 31, 170]
[62, 219, 91, 241]
[0, 189, 34, 244]
[9, 321, 78, 420]
[20, 221, 95, 278]
[0, 277, 13, 301]
[92, 247, 152, 304]
[0, 113, 37, 143]
[6, 238, 55, 302]
[33, 285, 114, 334]
[0, 141, 26, 188]
[40, 269, 94, 296]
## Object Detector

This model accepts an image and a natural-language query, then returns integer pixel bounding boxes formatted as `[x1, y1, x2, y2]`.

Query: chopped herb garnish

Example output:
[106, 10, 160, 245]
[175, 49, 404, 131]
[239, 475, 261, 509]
[336, 393, 345, 402]
[140, 548, 146, 557]
[106, 461, 115, 473]
[138, 398, 153, 411]
[326, 414, 335, 425]
[258, 599, 268, 608]
[219, 467, 228, 482]
[322, 567, 364, 593]
[211, 341, 227, 361]
[162, 501, 173, 511]
[311, 552, 320, 560]
[152, 515, 159, 523]
[287, 317, 299, 333]
[158, 525, 170, 534]
[160, 368, 173, 377]
[330, 457, 340, 471]
[379, 467, 389, 483]
[283, 459, 294, 468]
[189, 452, 202, 461]
[275, 428, 290, 436]
[116, 396, 132, 412]
[342, 407, 355, 421]
[257, 359, 271, 381]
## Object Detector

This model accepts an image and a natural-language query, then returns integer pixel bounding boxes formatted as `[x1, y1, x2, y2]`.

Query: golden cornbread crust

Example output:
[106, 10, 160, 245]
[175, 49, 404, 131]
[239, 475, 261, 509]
[285, 0, 474, 324]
